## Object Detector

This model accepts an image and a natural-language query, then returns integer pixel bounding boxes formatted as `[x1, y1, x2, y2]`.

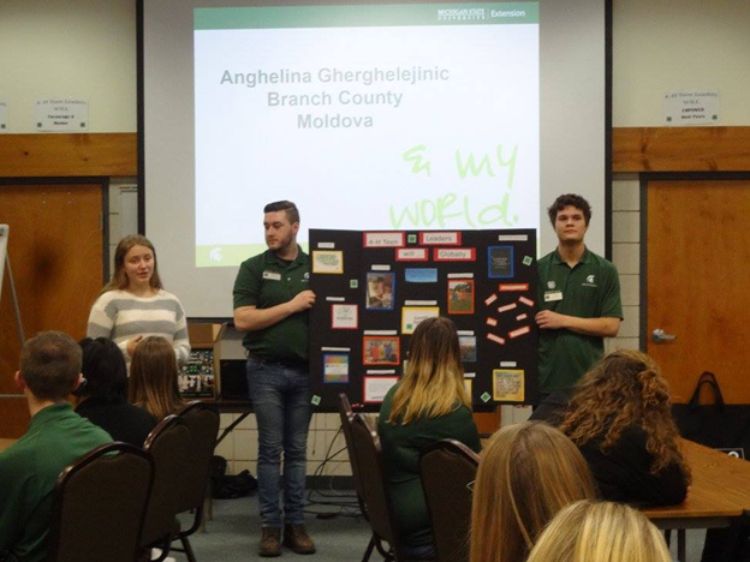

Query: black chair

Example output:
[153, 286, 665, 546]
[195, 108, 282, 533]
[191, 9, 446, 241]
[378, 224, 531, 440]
[47, 442, 154, 562]
[170, 400, 220, 562]
[338, 394, 382, 562]
[349, 413, 433, 562]
[419, 439, 479, 562]
[140, 414, 192, 561]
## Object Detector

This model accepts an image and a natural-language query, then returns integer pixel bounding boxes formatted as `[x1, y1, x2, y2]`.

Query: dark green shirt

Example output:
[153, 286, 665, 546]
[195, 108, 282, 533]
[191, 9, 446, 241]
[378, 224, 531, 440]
[537, 247, 623, 393]
[0, 403, 112, 562]
[232, 249, 311, 362]
[377, 383, 481, 547]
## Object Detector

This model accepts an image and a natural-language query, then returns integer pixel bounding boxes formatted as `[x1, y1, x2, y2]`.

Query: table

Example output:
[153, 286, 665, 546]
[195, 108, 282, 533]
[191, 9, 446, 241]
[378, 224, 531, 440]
[203, 399, 252, 446]
[643, 439, 750, 561]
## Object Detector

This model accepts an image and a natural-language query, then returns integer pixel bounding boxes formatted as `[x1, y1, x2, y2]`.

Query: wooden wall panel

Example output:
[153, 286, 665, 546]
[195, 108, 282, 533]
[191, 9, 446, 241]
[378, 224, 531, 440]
[0, 127, 748, 179]
[0, 399, 30, 438]
[0, 133, 136, 177]
[613, 127, 750, 172]
[0, 183, 104, 436]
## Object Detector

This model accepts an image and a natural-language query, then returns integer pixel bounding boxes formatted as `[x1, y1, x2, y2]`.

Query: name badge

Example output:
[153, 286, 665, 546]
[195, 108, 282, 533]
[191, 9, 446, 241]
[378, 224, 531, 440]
[544, 290, 563, 302]
[262, 270, 282, 281]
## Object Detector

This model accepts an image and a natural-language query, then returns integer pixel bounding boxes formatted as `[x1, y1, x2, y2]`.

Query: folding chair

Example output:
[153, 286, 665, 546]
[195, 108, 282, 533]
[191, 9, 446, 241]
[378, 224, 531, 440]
[338, 393, 383, 562]
[47, 442, 153, 562]
[419, 439, 479, 562]
[140, 415, 192, 561]
[349, 413, 433, 562]
[170, 400, 220, 562]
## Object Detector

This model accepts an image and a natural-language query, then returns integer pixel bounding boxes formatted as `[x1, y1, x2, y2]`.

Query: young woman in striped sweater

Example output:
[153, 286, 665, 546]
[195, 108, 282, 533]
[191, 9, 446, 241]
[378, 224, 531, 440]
[86, 234, 190, 366]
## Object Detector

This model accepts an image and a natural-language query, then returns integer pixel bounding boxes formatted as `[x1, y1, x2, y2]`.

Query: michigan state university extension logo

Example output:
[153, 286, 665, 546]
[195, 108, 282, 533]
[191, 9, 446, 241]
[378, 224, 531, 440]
[583, 274, 597, 287]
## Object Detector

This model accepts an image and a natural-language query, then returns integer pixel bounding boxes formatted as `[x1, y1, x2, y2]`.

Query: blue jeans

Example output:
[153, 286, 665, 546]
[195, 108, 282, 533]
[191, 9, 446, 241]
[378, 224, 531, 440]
[246, 357, 312, 527]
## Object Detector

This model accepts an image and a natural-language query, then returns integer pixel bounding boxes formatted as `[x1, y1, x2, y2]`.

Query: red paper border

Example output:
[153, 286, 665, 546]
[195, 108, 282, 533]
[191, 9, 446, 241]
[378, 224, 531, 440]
[419, 231, 462, 246]
[362, 231, 406, 248]
[395, 247, 429, 262]
[362, 335, 401, 366]
[433, 247, 477, 261]
[447, 278, 475, 315]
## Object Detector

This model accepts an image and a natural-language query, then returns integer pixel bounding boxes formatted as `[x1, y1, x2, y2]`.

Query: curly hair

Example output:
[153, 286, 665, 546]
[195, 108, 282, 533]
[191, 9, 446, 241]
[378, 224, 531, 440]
[559, 349, 690, 479]
[547, 193, 592, 226]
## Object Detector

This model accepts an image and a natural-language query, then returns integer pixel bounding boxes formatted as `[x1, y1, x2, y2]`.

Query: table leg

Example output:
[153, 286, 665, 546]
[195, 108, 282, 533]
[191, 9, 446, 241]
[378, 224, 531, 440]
[216, 412, 251, 445]
[677, 529, 686, 562]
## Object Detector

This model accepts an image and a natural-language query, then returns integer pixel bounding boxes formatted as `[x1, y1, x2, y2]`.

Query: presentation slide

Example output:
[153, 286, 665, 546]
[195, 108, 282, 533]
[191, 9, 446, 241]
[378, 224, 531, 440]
[194, 4, 539, 267]
[142, 0, 607, 319]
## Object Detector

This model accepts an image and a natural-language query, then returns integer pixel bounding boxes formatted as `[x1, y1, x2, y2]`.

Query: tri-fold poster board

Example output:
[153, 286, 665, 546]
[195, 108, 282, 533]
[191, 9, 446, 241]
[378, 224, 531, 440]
[308, 228, 538, 412]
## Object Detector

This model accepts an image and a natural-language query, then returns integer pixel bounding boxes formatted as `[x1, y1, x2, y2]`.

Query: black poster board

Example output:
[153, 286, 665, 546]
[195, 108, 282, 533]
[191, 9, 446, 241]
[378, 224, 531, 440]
[308, 228, 538, 412]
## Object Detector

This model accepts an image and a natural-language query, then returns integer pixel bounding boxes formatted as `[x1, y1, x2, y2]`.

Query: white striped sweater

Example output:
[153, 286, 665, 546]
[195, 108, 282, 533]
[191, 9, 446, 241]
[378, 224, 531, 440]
[86, 289, 191, 366]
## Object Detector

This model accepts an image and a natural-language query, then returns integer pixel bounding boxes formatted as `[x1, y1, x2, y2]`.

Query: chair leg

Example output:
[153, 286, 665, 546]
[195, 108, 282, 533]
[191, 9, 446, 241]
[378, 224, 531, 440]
[361, 535, 376, 562]
[180, 535, 197, 562]
[203, 494, 212, 527]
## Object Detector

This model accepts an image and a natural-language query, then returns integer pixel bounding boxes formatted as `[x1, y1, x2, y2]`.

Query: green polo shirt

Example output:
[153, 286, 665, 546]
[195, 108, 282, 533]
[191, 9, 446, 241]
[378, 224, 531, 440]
[233, 249, 311, 362]
[537, 247, 623, 393]
[0, 403, 112, 562]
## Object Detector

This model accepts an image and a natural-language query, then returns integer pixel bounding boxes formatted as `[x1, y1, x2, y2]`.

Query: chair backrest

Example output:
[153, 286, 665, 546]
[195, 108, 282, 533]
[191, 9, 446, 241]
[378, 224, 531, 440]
[47, 442, 153, 562]
[338, 393, 368, 514]
[419, 439, 479, 562]
[141, 414, 192, 547]
[174, 400, 220, 515]
[349, 413, 400, 551]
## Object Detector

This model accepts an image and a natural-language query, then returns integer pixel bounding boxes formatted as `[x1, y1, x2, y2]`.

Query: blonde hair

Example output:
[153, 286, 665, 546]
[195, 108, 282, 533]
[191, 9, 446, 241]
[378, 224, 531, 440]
[560, 349, 690, 479]
[387, 317, 469, 424]
[527, 500, 672, 562]
[128, 336, 184, 420]
[469, 422, 596, 562]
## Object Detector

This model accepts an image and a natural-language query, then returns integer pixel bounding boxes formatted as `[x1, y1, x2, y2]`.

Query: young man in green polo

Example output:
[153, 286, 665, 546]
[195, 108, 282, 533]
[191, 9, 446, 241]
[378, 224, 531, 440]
[232, 200, 316, 557]
[0, 331, 112, 562]
[535, 194, 623, 398]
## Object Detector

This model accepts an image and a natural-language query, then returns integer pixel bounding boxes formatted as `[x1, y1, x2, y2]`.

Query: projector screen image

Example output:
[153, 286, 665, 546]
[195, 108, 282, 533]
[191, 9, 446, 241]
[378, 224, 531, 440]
[193, 4, 539, 267]
[142, 0, 607, 319]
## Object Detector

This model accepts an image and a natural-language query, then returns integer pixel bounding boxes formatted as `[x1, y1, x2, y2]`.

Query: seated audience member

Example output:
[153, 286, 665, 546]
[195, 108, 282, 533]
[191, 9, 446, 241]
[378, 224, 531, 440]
[0, 331, 112, 562]
[526, 499, 672, 562]
[558, 349, 690, 506]
[129, 335, 185, 421]
[378, 316, 481, 559]
[76, 337, 157, 446]
[470, 422, 596, 562]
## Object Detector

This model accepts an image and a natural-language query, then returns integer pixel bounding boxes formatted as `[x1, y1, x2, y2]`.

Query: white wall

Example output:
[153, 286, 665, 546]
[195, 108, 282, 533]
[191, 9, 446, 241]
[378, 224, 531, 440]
[0, 0, 136, 133]
[4, 0, 750, 132]
[613, 0, 750, 126]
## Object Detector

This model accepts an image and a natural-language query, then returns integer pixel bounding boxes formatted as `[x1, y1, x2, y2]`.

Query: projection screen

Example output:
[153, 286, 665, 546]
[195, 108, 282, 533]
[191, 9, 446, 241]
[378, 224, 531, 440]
[140, 0, 610, 319]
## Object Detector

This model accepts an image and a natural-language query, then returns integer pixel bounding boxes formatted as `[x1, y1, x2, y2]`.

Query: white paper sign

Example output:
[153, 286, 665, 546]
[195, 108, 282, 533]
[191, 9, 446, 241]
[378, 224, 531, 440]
[363, 376, 399, 403]
[34, 99, 89, 131]
[663, 91, 719, 125]
[0, 101, 7, 131]
[331, 303, 358, 329]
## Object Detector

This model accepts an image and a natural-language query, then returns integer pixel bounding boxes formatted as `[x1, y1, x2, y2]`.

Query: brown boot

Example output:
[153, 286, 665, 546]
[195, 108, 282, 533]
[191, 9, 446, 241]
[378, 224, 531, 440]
[259, 527, 282, 557]
[283, 524, 316, 554]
